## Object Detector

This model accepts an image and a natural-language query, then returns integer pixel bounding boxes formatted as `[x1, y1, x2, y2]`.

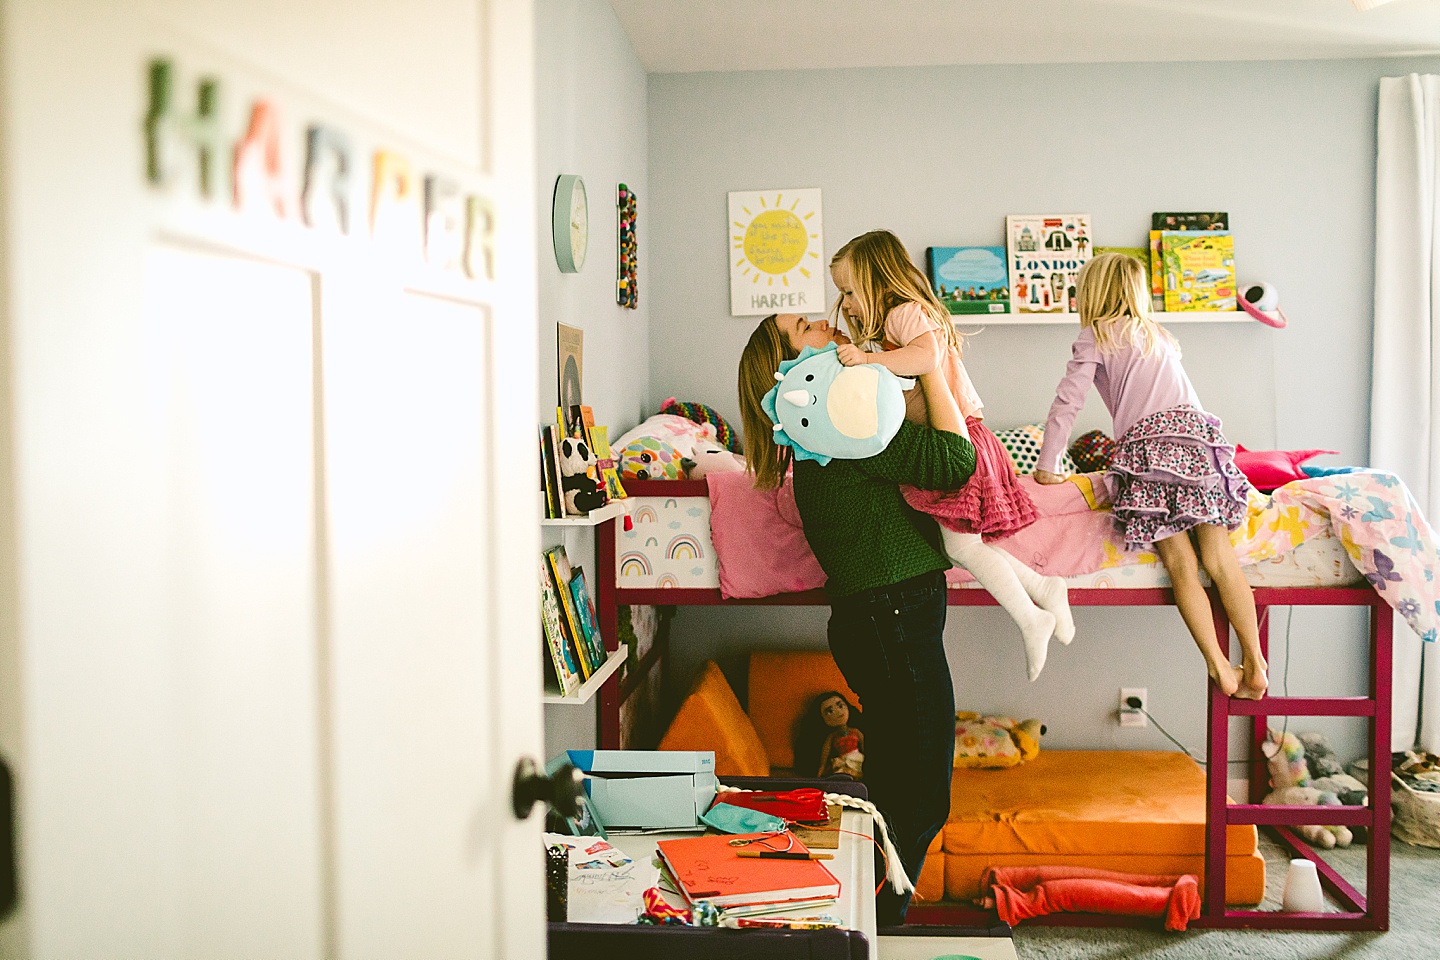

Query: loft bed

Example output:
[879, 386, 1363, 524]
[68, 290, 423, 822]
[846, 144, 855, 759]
[589, 471, 1438, 931]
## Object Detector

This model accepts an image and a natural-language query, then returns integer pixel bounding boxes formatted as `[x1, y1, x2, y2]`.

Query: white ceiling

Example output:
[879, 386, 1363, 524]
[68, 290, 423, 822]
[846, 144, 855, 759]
[607, 0, 1440, 73]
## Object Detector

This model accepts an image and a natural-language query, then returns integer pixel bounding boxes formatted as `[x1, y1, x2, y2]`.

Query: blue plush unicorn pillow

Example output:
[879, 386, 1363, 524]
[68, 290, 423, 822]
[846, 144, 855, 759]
[760, 343, 912, 466]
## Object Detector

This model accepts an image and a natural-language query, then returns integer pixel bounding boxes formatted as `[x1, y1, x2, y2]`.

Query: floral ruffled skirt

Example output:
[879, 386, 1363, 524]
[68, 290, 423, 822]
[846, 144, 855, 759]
[1107, 406, 1253, 546]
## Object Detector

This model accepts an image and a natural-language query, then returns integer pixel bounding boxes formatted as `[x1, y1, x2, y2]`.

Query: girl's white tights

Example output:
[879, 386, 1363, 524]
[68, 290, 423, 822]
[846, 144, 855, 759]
[940, 530, 1074, 681]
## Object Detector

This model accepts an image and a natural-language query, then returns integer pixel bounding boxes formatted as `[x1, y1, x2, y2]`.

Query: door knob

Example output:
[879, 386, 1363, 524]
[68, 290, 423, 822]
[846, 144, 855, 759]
[512, 756, 583, 821]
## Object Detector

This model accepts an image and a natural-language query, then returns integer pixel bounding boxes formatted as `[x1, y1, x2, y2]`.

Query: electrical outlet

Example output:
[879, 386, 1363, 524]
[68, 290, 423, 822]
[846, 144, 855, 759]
[1119, 687, 1148, 728]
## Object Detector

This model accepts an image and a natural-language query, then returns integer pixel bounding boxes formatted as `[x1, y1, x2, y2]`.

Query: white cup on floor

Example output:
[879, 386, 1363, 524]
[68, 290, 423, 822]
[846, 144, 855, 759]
[1281, 858, 1324, 912]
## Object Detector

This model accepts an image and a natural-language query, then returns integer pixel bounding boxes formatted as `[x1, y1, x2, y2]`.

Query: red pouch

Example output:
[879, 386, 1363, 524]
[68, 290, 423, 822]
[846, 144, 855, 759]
[712, 788, 828, 824]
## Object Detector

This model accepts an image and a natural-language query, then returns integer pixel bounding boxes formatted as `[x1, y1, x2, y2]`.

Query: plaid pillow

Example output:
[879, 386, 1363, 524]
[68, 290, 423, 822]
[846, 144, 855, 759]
[992, 423, 1075, 475]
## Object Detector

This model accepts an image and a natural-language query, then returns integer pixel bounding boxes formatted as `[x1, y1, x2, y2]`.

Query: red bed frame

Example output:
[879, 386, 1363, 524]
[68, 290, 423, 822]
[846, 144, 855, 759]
[592, 480, 1392, 931]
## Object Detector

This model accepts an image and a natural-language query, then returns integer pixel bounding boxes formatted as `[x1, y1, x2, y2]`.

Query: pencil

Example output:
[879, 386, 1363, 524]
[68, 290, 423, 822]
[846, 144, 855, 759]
[734, 850, 834, 860]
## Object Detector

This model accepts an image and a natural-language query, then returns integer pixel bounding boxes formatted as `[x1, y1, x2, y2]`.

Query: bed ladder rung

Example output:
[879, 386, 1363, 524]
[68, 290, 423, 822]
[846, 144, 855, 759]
[1227, 696, 1375, 717]
[1227, 804, 1372, 827]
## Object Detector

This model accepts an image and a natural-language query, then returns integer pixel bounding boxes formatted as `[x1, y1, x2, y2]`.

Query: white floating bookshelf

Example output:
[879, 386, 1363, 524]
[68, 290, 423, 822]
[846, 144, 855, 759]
[541, 500, 627, 528]
[542, 647, 626, 705]
[952, 310, 1274, 326]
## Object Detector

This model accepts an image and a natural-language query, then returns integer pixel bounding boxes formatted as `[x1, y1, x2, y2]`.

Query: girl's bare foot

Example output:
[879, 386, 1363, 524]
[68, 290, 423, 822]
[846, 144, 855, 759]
[1236, 658, 1269, 700]
[976, 896, 996, 910]
[1206, 658, 1241, 697]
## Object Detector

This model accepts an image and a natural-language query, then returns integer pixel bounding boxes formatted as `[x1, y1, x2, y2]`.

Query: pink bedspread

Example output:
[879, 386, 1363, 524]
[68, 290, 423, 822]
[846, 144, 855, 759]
[705, 471, 1114, 599]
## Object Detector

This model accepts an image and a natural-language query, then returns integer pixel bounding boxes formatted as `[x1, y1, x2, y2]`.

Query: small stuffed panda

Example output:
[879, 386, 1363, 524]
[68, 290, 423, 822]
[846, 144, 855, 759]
[558, 436, 607, 516]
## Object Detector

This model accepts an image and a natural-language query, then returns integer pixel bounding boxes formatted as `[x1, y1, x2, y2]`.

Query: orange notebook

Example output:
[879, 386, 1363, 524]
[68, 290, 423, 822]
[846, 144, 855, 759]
[655, 833, 841, 909]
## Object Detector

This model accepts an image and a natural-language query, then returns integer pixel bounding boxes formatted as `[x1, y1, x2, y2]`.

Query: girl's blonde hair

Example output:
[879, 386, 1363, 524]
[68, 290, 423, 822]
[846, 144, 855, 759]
[738, 314, 797, 490]
[829, 230, 962, 357]
[1076, 252, 1178, 356]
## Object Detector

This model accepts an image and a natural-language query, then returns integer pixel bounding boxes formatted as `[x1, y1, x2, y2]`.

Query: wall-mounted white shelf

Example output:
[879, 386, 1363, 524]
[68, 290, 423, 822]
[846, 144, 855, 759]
[542, 647, 626, 705]
[541, 500, 627, 528]
[952, 310, 1276, 326]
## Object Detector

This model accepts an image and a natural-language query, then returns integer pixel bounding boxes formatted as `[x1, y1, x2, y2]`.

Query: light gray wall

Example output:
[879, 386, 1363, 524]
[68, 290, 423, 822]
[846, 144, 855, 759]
[646, 57, 1440, 763]
[537, 0, 649, 756]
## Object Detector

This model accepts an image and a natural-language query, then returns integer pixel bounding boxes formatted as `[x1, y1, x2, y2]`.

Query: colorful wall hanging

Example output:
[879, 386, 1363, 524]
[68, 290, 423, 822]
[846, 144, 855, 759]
[617, 183, 637, 308]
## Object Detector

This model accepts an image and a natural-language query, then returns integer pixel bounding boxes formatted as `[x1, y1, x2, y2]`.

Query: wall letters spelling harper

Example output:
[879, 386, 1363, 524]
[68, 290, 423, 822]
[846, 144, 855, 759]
[144, 59, 495, 281]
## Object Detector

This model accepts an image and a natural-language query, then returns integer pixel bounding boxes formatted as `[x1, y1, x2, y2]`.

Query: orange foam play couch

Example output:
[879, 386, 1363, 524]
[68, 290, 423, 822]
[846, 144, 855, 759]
[657, 650, 1264, 907]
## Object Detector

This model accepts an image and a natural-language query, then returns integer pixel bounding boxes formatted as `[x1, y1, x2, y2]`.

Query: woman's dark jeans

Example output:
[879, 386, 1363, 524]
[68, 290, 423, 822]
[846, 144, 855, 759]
[827, 569, 953, 927]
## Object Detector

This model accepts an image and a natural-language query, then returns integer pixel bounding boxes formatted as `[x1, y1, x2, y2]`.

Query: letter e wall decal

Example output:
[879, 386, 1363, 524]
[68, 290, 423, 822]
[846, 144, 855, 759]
[423, 175, 463, 269]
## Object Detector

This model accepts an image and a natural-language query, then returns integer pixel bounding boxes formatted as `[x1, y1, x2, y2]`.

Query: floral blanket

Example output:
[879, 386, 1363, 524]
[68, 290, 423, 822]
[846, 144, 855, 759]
[1099, 470, 1440, 642]
[1234, 471, 1440, 641]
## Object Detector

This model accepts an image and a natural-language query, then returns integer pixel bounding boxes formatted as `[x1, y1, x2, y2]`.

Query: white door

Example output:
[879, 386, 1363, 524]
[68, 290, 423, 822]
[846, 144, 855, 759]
[0, 1, 543, 957]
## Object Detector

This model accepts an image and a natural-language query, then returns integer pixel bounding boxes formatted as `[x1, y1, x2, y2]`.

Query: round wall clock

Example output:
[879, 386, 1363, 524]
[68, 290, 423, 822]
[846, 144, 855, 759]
[552, 174, 588, 273]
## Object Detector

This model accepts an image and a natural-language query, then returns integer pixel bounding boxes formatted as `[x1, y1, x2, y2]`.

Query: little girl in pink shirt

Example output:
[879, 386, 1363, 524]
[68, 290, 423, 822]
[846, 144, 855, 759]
[831, 230, 1074, 681]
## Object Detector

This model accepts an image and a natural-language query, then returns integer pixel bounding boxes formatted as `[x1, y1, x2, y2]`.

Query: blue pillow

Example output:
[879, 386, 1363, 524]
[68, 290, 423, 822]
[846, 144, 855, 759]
[1301, 465, 1360, 478]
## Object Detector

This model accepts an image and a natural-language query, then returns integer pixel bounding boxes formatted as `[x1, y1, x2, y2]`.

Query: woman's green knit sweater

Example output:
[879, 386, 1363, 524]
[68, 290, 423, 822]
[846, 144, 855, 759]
[791, 419, 976, 598]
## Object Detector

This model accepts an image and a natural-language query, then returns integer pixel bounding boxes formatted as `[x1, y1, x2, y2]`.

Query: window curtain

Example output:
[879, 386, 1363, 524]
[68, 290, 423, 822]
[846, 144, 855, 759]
[1373, 74, 1440, 753]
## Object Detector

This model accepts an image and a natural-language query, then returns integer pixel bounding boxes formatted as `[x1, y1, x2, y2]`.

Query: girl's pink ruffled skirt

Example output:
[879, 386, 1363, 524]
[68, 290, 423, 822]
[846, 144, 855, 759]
[903, 417, 1037, 542]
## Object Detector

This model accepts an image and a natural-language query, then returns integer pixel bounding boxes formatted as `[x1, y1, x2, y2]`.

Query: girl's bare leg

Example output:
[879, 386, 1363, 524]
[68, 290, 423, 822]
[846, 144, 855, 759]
[1154, 531, 1241, 696]
[1194, 523, 1267, 699]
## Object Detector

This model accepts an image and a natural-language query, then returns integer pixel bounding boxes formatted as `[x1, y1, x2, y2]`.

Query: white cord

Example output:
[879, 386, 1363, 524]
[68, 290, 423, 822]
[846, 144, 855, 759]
[715, 785, 915, 895]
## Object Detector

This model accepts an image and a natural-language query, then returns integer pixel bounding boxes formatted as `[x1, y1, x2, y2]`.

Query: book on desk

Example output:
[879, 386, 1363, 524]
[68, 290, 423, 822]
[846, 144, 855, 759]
[655, 832, 841, 910]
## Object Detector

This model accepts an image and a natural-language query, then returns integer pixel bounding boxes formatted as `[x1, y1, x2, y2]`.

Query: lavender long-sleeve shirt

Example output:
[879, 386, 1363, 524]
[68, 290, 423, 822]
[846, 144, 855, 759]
[1037, 326, 1202, 474]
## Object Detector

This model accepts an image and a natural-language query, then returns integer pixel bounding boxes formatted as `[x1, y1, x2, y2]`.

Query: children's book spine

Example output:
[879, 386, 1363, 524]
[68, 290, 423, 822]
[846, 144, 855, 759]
[541, 558, 580, 695]
[569, 566, 605, 669]
[546, 424, 568, 516]
[541, 426, 562, 519]
[1148, 231, 1165, 313]
[546, 546, 593, 677]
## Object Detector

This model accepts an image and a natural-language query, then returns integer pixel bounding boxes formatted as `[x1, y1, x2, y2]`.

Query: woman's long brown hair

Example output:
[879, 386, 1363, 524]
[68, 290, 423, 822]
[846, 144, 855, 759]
[738, 314, 798, 490]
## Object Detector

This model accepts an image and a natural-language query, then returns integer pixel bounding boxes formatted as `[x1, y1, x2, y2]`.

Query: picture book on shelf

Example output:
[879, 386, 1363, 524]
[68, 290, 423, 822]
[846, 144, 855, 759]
[542, 424, 567, 519]
[1147, 231, 1165, 312]
[586, 425, 627, 501]
[1160, 230, 1236, 312]
[568, 566, 606, 674]
[541, 556, 581, 695]
[1151, 211, 1228, 232]
[545, 545, 595, 677]
[557, 323, 583, 416]
[655, 832, 841, 909]
[1006, 214, 1091, 316]
[925, 246, 1010, 315]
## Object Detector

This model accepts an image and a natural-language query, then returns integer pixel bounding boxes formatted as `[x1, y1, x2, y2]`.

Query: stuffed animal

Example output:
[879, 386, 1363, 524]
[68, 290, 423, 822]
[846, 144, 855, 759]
[558, 435, 607, 516]
[761, 343, 913, 465]
[618, 436, 687, 481]
[614, 413, 721, 464]
[1297, 731, 1369, 807]
[1261, 729, 1353, 848]
[687, 438, 745, 479]
[953, 711, 1045, 769]
[1298, 731, 1345, 780]
[660, 397, 742, 454]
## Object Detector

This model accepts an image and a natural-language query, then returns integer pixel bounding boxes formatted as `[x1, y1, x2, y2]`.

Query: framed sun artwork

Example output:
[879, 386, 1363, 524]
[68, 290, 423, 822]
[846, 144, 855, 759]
[727, 188, 824, 316]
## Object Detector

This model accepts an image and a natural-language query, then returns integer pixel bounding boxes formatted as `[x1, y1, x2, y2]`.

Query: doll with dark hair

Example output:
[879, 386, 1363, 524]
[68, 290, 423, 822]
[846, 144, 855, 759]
[794, 691, 864, 780]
